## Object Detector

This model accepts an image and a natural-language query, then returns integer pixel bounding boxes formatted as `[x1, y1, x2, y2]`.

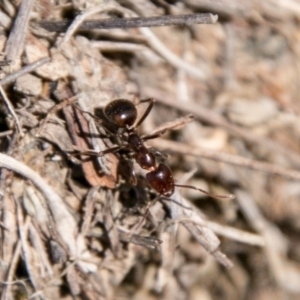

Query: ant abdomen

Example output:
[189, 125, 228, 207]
[104, 99, 137, 128]
[146, 163, 174, 197]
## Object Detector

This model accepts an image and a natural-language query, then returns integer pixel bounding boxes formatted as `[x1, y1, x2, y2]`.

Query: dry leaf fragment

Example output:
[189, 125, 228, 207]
[64, 105, 118, 188]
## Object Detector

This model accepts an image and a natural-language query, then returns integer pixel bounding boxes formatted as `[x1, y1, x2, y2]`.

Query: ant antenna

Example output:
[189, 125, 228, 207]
[135, 98, 155, 128]
[174, 184, 235, 200]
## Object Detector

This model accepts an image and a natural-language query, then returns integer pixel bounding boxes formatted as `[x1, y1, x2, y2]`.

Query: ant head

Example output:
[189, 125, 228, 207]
[104, 99, 137, 128]
[146, 163, 174, 197]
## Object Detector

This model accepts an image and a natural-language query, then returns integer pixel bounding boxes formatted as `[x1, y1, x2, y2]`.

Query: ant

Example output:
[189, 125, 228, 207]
[87, 98, 234, 200]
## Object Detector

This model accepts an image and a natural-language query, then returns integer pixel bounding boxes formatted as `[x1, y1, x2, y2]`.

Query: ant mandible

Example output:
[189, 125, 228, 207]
[100, 98, 234, 200]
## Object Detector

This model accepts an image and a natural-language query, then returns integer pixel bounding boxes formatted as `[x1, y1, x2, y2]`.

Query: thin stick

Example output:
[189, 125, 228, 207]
[118, 227, 162, 249]
[56, 3, 210, 79]
[0, 85, 23, 136]
[16, 207, 39, 295]
[143, 88, 300, 167]
[128, 195, 161, 236]
[0, 130, 13, 137]
[91, 41, 149, 52]
[0, 153, 78, 256]
[164, 189, 233, 268]
[139, 26, 206, 79]
[2, 215, 30, 300]
[59, 3, 118, 45]
[0, 57, 50, 86]
[5, 0, 35, 61]
[164, 218, 265, 247]
[37, 13, 218, 32]
[149, 138, 300, 182]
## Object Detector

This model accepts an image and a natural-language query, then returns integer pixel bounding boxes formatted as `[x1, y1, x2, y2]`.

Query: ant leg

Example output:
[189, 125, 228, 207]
[74, 105, 102, 122]
[74, 105, 111, 134]
[152, 149, 168, 159]
[142, 114, 194, 140]
[141, 129, 167, 141]
[36, 95, 77, 136]
[129, 158, 137, 186]
[135, 98, 155, 128]
[128, 194, 160, 236]
[73, 145, 122, 157]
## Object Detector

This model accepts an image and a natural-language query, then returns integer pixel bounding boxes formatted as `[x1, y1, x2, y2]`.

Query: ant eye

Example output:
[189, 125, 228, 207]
[104, 99, 137, 128]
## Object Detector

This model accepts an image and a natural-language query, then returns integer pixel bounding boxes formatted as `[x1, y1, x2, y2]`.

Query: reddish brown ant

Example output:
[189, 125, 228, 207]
[37, 93, 234, 234]
[92, 98, 234, 200]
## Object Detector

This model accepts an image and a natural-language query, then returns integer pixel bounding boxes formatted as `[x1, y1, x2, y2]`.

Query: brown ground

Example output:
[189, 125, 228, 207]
[1, 1, 300, 299]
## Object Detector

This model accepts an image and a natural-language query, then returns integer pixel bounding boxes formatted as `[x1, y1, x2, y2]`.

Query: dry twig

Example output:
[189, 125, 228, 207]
[5, 0, 35, 61]
[39, 13, 217, 32]
[144, 89, 300, 168]
[0, 153, 96, 273]
[0, 57, 50, 86]
[149, 138, 300, 182]
[0, 84, 23, 136]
